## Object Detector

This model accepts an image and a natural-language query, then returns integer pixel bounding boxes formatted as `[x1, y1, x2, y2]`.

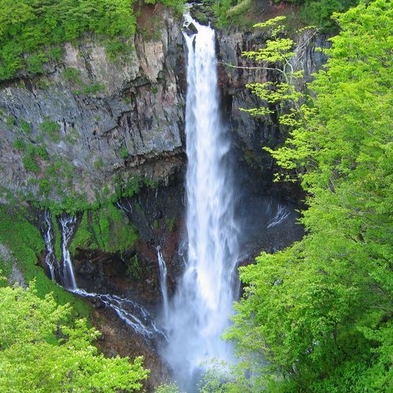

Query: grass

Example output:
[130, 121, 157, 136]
[0, 204, 90, 318]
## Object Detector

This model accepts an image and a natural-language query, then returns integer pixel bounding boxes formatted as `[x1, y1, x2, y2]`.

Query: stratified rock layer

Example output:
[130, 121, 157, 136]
[0, 6, 184, 203]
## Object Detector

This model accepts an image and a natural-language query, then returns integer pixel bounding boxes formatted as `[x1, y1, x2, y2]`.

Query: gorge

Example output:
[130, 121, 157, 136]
[0, 3, 326, 390]
[1, 1, 390, 391]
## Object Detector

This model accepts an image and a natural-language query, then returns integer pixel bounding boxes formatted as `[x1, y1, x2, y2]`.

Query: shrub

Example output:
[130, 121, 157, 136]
[39, 120, 60, 143]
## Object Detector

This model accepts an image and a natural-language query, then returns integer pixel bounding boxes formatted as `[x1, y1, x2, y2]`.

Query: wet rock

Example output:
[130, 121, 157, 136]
[93, 298, 106, 309]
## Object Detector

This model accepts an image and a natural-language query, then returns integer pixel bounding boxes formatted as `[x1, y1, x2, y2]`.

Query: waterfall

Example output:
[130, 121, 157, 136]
[72, 288, 165, 343]
[162, 16, 240, 389]
[38, 208, 164, 344]
[58, 213, 78, 290]
[40, 209, 57, 281]
[267, 204, 290, 228]
[157, 246, 169, 322]
[39, 209, 78, 288]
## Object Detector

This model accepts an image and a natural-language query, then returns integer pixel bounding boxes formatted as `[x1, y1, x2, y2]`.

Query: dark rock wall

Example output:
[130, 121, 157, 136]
[217, 26, 329, 196]
[0, 6, 185, 204]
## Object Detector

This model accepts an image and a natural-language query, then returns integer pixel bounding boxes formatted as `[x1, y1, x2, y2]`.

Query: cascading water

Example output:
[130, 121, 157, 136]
[39, 209, 164, 342]
[157, 246, 169, 321]
[39, 209, 78, 287]
[73, 288, 165, 343]
[40, 209, 57, 281]
[161, 16, 240, 389]
[267, 203, 290, 229]
[58, 213, 78, 290]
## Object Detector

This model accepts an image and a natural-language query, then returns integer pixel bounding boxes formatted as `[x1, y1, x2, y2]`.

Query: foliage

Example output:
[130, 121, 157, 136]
[166, 216, 177, 232]
[212, 0, 234, 27]
[6, 115, 15, 127]
[301, 0, 359, 32]
[0, 0, 137, 80]
[120, 145, 130, 159]
[22, 153, 40, 173]
[228, 0, 393, 390]
[12, 138, 26, 151]
[0, 0, 186, 80]
[198, 360, 255, 392]
[0, 204, 90, 317]
[62, 67, 81, 83]
[212, 0, 360, 30]
[0, 280, 149, 392]
[72, 203, 138, 254]
[126, 254, 143, 280]
[143, 0, 186, 15]
[155, 382, 184, 392]
[225, 0, 253, 19]
[40, 119, 60, 142]
[74, 82, 105, 96]
[19, 119, 32, 134]
[241, 16, 308, 132]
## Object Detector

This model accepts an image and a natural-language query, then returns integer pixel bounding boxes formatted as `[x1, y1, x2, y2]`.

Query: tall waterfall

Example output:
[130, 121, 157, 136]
[162, 17, 240, 389]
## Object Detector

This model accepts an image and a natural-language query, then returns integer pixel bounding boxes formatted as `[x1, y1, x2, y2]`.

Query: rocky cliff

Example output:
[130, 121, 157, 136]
[0, 4, 327, 206]
[217, 24, 328, 197]
[0, 5, 185, 205]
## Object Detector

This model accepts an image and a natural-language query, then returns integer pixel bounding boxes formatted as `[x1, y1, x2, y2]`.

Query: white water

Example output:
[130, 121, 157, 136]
[42, 209, 57, 281]
[72, 288, 164, 341]
[58, 213, 78, 290]
[267, 204, 290, 228]
[162, 17, 240, 389]
[40, 209, 163, 342]
[157, 246, 169, 321]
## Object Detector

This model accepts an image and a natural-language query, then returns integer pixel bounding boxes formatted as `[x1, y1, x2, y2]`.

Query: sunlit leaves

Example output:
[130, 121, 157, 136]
[243, 38, 295, 64]
[0, 0, 137, 80]
[228, 0, 393, 390]
[0, 282, 148, 391]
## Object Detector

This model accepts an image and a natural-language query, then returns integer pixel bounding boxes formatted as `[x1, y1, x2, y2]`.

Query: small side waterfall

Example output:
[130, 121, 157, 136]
[58, 213, 78, 290]
[39, 209, 79, 288]
[157, 246, 169, 321]
[267, 203, 290, 229]
[40, 209, 57, 281]
[73, 288, 165, 343]
[162, 16, 240, 389]
[39, 208, 164, 344]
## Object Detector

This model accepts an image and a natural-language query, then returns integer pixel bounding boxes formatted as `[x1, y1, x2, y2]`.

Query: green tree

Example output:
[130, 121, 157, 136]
[240, 16, 310, 126]
[0, 280, 149, 392]
[0, 0, 185, 80]
[227, 0, 393, 390]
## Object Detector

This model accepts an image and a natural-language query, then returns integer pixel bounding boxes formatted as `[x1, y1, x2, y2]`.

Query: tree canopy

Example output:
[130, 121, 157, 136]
[213, 0, 360, 30]
[226, 0, 393, 390]
[0, 279, 149, 392]
[0, 0, 185, 81]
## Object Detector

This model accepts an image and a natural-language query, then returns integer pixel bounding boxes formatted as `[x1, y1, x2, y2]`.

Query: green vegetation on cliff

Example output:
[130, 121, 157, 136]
[0, 204, 90, 316]
[213, 0, 359, 30]
[223, 0, 393, 391]
[0, 0, 185, 80]
[72, 203, 138, 254]
[0, 0, 134, 79]
[0, 279, 148, 391]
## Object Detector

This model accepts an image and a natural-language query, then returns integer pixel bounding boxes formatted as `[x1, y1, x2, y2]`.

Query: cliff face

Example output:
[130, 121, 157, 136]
[0, 5, 328, 206]
[0, 6, 185, 204]
[217, 26, 328, 196]
[0, 8, 329, 389]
